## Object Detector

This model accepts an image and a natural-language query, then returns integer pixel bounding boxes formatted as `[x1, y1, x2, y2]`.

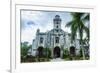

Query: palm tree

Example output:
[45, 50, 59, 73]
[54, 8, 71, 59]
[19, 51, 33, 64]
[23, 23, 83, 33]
[66, 13, 89, 60]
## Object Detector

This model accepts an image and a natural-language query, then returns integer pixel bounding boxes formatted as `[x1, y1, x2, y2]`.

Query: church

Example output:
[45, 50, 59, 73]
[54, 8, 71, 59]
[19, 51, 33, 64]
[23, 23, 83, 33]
[29, 15, 80, 58]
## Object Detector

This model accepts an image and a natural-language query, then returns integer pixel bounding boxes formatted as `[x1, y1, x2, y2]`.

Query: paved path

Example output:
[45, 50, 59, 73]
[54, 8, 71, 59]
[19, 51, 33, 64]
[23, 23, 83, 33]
[50, 58, 65, 62]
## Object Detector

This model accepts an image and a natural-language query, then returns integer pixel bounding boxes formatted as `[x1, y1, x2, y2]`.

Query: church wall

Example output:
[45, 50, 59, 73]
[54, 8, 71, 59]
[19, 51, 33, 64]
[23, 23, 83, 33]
[37, 34, 46, 48]
[31, 15, 81, 57]
[32, 39, 36, 49]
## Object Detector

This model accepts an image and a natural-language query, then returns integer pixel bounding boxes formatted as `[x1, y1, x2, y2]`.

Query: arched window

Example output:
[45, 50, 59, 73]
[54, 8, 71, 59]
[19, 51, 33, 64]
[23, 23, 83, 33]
[40, 37, 43, 44]
[55, 37, 59, 43]
[56, 25, 58, 28]
[56, 29, 58, 32]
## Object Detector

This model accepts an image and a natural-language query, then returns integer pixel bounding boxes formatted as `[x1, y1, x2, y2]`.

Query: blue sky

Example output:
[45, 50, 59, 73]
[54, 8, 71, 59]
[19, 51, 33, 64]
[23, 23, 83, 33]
[21, 10, 89, 44]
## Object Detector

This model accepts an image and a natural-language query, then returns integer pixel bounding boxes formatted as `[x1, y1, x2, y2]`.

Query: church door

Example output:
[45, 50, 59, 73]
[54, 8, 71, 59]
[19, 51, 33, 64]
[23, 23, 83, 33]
[54, 46, 60, 58]
[37, 46, 44, 58]
[70, 46, 76, 56]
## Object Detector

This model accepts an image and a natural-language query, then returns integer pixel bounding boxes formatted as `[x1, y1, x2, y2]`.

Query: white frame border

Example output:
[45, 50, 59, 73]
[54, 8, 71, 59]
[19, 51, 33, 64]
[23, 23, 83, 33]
[11, 4, 96, 73]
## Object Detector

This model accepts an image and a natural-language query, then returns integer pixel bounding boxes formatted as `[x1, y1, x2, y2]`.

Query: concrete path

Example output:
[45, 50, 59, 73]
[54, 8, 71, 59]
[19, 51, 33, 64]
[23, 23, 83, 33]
[50, 58, 65, 62]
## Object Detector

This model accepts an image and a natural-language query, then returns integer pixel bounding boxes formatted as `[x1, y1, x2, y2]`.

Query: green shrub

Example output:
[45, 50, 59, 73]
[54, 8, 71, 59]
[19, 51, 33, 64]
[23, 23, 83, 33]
[47, 49, 51, 58]
[62, 49, 69, 59]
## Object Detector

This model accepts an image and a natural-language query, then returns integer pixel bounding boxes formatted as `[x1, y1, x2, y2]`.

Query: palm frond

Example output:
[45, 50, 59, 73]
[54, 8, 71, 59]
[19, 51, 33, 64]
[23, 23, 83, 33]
[83, 26, 89, 40]
[82, 14, 90, 21]
[84, 14, 89, 20]
[65, 21, 73, 27]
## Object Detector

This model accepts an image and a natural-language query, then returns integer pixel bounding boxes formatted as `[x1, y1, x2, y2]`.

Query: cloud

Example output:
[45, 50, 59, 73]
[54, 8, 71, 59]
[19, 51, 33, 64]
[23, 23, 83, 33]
[27, 20, 35, 25]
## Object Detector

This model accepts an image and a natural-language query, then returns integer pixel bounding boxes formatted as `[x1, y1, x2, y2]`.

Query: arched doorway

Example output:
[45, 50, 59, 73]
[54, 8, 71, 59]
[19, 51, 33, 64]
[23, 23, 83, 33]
[37, 46, 44, 58]
[70, 46, 76, 56]
[54, 46, 60, 58]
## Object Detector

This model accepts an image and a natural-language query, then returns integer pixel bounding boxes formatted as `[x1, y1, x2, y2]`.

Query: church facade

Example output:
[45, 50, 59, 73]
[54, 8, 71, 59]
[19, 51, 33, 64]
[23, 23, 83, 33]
[30, 15, 80, 58]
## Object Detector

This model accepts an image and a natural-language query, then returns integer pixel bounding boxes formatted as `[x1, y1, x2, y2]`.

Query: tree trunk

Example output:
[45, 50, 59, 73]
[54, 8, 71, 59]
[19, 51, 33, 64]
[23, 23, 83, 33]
[80, 41, 85, 60]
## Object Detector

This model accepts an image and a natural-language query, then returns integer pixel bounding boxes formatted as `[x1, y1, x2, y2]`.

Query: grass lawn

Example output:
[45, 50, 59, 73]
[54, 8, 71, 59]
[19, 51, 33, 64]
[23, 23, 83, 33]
[21, 55, 89, 63]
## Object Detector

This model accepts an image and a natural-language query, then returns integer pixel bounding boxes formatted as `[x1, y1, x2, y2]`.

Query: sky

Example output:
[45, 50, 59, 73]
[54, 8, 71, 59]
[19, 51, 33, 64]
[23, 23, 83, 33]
[21, 10, 89, 44]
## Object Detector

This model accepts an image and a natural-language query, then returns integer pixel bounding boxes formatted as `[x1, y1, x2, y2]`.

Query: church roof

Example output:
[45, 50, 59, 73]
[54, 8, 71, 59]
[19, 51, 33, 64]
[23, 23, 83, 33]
[48, 28, 68, 34]
[38, 32, 46, 35]
[55, 15, 60, 17]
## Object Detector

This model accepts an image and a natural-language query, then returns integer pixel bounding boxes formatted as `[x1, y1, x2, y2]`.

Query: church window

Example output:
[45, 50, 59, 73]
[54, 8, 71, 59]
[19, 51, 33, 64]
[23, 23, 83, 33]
[55, 37, 59, 43]
[40, 37, 43, 44]
[56, 25, 58, 28]
[56, 30, 58, 32]
[56, 21, 59, 24]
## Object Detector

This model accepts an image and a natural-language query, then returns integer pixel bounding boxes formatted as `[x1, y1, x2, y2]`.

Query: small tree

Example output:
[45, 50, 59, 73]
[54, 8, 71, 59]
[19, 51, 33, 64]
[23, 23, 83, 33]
[21, 42, 31, 59]
[62, 49, 69, 59]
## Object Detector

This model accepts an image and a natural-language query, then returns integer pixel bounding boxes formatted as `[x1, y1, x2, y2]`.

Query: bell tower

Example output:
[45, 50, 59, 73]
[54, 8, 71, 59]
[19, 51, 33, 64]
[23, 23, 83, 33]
[53, 15, 62, 29]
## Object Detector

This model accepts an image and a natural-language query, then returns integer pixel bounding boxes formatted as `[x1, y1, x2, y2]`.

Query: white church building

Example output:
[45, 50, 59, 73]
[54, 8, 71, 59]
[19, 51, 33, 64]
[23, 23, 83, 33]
[29, 15, 80, 58]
